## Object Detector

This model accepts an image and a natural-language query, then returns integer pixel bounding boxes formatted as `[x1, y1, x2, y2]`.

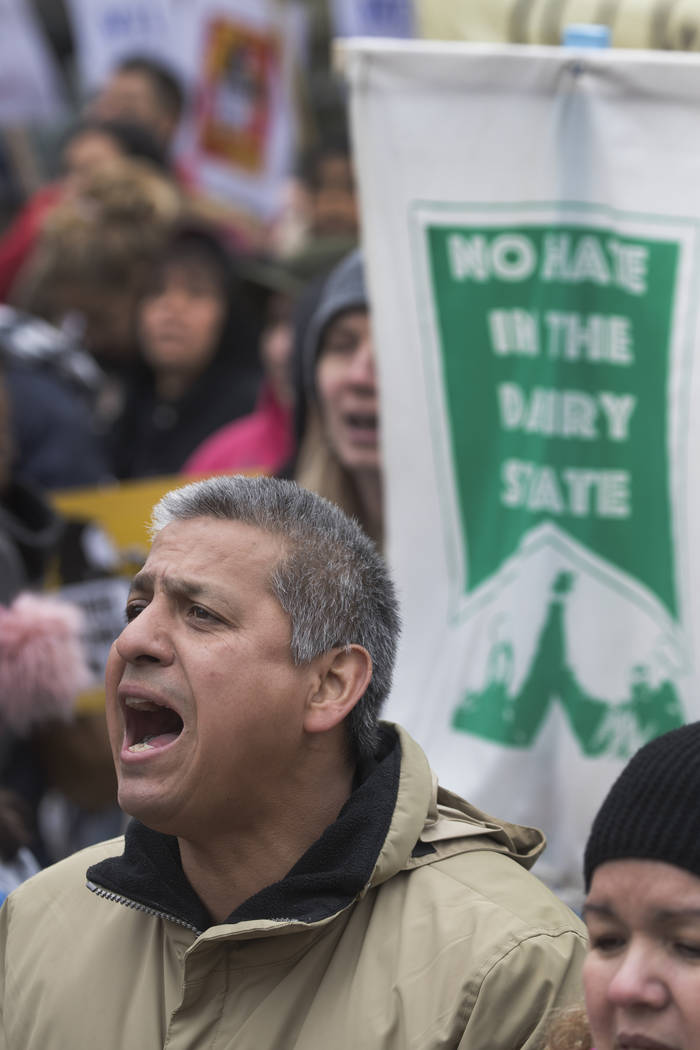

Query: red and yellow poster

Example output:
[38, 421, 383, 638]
[177, 0, 306, 221]
[198, 17, 280, 174]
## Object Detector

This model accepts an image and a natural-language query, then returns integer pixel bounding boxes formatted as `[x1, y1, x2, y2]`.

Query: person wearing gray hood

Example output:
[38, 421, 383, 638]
[294, 249, 383, 544]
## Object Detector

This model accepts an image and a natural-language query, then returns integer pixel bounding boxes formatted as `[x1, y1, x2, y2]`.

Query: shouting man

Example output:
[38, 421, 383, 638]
[0, 475, 585, 1048]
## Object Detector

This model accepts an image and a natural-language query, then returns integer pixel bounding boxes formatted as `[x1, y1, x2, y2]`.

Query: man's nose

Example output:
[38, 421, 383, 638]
[606, 945, 669, 1010]
[114, 603, 174, 666]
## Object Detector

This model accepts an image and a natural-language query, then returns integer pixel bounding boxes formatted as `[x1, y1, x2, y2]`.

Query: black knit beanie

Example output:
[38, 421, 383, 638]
[584, 721, 700, 890]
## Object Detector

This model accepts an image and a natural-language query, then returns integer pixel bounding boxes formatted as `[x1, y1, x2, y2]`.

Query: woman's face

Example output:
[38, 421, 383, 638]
[138, 259, 226, 380]
[315, 308, 379, 475]
[584, 859, 700, 1050]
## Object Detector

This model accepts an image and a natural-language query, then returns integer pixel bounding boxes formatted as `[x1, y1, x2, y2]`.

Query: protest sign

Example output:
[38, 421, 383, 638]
[331, 0, 414, 39]
[65, 0, 179, 95]
[343, 39, 700, 906]
[0, 0, 66, 123]
[176, 0, 305, 220]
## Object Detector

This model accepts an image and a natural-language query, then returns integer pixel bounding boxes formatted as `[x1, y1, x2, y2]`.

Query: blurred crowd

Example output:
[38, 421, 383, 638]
[0, 16, 379, 881]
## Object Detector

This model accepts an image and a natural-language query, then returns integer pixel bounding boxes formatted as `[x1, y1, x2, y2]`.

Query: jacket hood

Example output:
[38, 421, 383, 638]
[369, 724, 545, 890]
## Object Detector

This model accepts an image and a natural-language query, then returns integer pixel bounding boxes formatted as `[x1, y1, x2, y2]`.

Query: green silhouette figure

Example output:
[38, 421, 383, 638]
[452, 571, 684, 757]
[578, 663, 684, 759]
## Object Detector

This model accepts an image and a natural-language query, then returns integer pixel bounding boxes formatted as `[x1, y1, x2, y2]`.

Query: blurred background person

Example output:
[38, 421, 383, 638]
[183, 256, 310, 477]
[59, 117, 168, 195]
[0, 358, 115, 868]
[0, 361, 63, 601]
[108, 222, 261, 479]
[293, 248, 382, 544]
[11, 158, 182, 428]
[0, 115, 170, 304]
[302, 134, 358, 242]
[270, 129, 359, 266]
[0, 303, 110, 491]
[86, 54, 185, 158]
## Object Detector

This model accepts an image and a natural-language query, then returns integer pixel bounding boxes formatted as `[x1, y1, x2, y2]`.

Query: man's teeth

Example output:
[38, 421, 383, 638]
[128, 736, 155, 753]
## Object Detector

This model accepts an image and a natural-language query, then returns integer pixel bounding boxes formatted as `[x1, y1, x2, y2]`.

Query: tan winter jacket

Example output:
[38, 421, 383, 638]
[0, 724, 586, 1049]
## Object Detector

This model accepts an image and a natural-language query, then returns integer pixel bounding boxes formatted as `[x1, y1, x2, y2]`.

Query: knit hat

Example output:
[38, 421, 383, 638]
[301, 248, 367, 397]
[584, 721, 700, 890]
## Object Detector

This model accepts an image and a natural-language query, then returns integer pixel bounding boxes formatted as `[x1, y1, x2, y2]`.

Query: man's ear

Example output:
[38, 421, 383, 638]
[304, 645, 373, 734]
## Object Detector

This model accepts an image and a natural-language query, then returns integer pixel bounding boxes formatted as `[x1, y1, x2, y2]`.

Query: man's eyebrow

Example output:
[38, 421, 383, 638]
[129, 570, 153, 594]
[128, 572, 222, 602]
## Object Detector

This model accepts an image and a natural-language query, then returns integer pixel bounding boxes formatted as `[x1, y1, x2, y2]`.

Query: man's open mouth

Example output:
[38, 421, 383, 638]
[123, 698, 184, 753]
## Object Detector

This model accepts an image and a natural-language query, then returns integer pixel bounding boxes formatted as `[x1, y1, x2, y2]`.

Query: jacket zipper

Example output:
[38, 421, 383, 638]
[86, 880, 201, 933]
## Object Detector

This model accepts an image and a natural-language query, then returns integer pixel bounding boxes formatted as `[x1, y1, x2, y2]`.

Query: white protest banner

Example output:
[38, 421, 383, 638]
[332, 0, 414, 39]
[176, 0, 305, 221]
[65, 0, 180, 95]
[342, 39, 700, 907]
[0, 0, 66, 123]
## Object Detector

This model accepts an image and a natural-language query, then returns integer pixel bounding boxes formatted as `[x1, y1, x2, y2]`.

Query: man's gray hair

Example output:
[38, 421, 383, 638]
[150, 475, 400, 762]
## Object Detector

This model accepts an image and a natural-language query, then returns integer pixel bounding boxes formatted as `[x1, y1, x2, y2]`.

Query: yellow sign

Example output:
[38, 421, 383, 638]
[53, 474, 189, 564]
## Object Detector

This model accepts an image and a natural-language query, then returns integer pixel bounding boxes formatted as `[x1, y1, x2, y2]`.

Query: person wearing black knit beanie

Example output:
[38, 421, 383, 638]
[543, 722, 700, 1050]
[580, 721, 700, 1050]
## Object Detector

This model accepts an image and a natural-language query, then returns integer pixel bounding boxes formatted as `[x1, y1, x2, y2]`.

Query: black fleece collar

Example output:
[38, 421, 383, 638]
[87, 725, 402, 934]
